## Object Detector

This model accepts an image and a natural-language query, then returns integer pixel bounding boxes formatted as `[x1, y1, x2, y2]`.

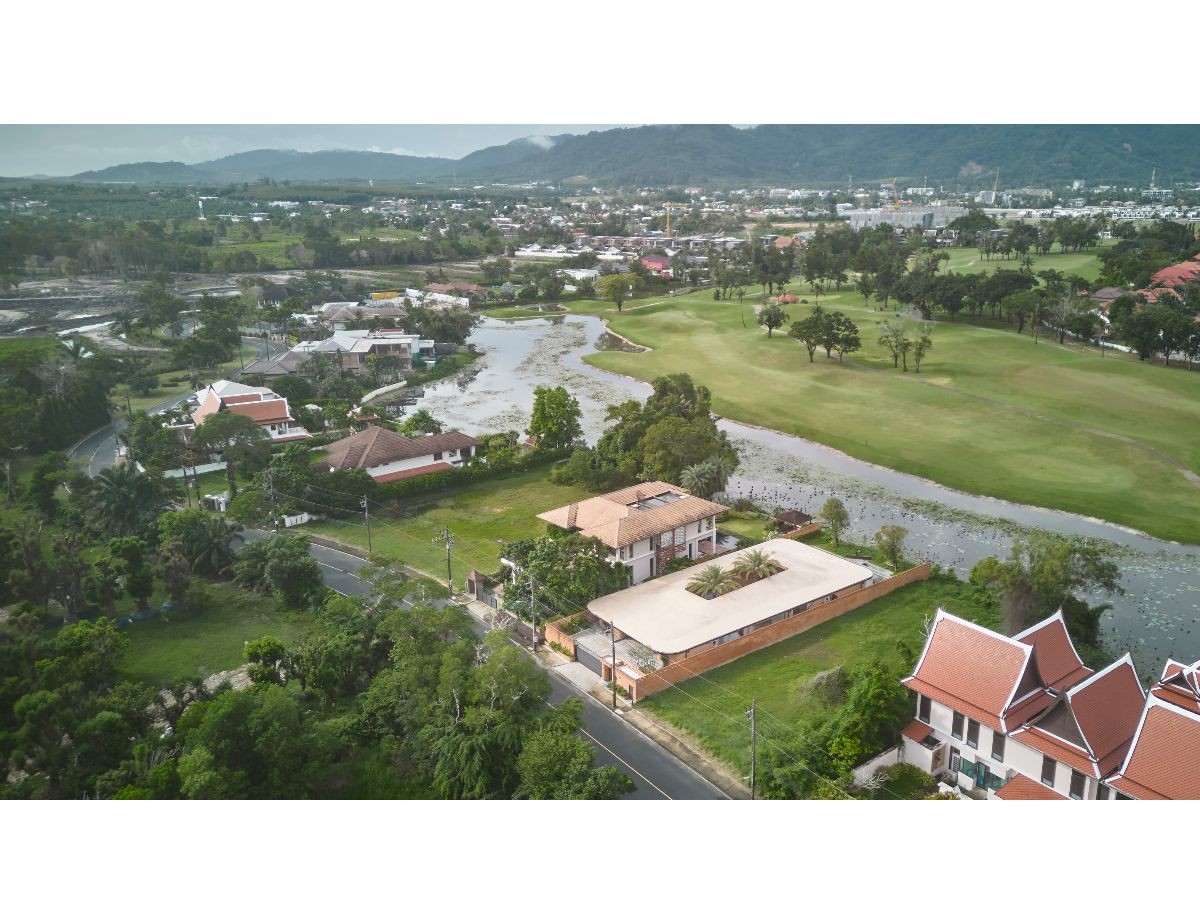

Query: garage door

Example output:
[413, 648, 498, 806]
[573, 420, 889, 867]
[576, 643, 604, 676]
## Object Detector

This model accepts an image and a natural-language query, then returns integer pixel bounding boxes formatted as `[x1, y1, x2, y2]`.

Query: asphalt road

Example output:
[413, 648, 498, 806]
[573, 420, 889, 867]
[248, 530, 729, 801]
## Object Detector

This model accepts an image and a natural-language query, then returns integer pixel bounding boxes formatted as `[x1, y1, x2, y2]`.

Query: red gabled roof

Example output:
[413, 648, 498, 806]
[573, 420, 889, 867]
[902, 610, 1041, 733]
[1068, 655, 1146, 775]
[1149, 659, 1200, 714]
[1014, 655, 1145, 779]
[1151, 261, 1200, 287]
[224, 398, 291, 424]
[995, 774, 1066, 800]
[1107, 696, 1200, 800]
[370, 461, 455, 483]
[1015, 611, 1092, 691]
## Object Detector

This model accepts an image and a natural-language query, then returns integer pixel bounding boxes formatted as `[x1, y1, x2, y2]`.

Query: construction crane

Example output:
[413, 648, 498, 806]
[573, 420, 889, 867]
[664, 202, 689, 239]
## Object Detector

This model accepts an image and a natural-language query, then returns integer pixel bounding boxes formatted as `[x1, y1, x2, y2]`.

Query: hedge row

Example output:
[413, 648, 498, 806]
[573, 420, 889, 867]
[372, 447, 571, 503]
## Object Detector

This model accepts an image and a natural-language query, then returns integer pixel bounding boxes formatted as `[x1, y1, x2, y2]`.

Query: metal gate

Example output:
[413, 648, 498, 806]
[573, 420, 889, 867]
[576, 643, 604, 676]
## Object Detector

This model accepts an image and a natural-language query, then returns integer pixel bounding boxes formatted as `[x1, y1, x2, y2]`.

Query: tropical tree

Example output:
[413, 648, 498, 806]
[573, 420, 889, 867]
[186, 517, 244, 576]
[158, 540, 193, 613]
[192, 410, 271, 498]
[819, 497, 850, 546]
[529, 386, 583, 449]
[873, 525, 908, 569]
[686, 564, 738, 599]
[756, 302, 789, 337]
[596, 273, 635, 311]
[730, 549, 783, 582]
[789, 310, 825, 362]
[89, 465, 171, 539]
[911, 323, 934, 373]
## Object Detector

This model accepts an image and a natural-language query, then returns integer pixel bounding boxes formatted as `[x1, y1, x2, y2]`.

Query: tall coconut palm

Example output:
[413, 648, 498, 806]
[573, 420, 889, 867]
[185, 516, 244, 576]
[731, 549, 783, 583]
[687, 564, 738, 599]
[89, 464, 170, 538]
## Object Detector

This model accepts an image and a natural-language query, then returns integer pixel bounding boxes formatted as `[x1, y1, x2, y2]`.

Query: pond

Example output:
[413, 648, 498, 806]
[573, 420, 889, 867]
[414, 313, 1200, 677]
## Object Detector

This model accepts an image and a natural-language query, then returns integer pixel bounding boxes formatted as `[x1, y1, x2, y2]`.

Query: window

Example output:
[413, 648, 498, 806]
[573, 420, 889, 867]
[918, 695, 931, 724]
[433, 452, 443, 461]
[966, 719, 979, 749]
[1096, 785, 1110, 801]
[1041, 755, 1057, 788]
[991, 732, 1005, 763]
[951, 712, 964, 740]
[1069, 771, 1085, 800]
[949, 747, 961, 772]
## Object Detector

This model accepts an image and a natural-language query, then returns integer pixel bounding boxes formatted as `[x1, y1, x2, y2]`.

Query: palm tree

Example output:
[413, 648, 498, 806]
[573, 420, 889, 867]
[731, 549, 783, 583]
[185, 517, 244, 576]
[687, 564, 738, 599]
[680, 460, 716, 498]
[89, 465, 169, 537]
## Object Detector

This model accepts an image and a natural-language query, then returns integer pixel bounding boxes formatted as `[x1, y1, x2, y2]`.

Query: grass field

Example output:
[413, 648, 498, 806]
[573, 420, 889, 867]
[299, 467, 590, 582]
[639, 572, 998, 775]
[938, 245, 1107, 281]
[576, 284, 1200, 544]
[116, 582, 316, 687]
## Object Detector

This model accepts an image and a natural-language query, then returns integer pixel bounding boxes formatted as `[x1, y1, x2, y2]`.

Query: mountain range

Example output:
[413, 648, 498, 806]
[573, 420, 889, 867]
[63, 125, 1200, 188]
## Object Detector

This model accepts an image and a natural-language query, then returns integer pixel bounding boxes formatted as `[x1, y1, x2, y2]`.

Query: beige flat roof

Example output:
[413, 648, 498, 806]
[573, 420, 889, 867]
[587, 539, 873, 654]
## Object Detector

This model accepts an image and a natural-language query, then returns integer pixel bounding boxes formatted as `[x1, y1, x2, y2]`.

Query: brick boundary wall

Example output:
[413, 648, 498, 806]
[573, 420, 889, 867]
[543, 612, 586, 658]
[781, 522, 821, 540]
[628, 561, 932, 702]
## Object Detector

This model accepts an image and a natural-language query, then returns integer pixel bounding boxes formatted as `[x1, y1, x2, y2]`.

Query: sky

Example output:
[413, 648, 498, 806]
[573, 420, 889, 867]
[0, 125, 625, 177]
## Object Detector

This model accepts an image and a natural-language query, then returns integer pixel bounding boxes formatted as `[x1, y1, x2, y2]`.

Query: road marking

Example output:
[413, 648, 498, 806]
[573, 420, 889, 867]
[575, 723, 672, 799]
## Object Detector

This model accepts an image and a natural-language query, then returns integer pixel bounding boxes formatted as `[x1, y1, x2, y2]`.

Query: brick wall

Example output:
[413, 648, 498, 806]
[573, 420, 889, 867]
[782, 522, 821, 540]
[544, 612, 585, 658]
[628, 562, 932, 702]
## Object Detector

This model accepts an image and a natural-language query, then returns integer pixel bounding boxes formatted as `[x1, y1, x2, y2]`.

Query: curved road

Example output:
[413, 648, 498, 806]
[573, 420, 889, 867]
[260, 532, 728, 800]
[66, 343, 728, 800]
[70, 334, 288, 477]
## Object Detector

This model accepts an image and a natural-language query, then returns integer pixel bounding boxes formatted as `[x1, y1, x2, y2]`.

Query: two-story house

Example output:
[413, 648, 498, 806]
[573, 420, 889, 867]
[190, 380, 311, 444]
[899, 609, 1148, 800]
[537, 482, 727, 584]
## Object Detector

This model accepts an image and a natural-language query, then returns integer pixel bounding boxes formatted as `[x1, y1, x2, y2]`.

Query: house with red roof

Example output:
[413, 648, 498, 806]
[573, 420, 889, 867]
[190, 380, 310, 444]
[899, 609, 1151, 799]
[317, 424, 482, 483]
[1151, 260, 1200, 289]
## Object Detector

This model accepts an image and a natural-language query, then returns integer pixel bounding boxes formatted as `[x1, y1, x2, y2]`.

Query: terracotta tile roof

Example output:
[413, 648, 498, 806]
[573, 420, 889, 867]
[1107, 696, 1200, 799]
[223, 398, 291, 424]
[371, 461, 455, 483]
[1004, 690, 1057, 728]
[538, 482, 727, 549]
[1015, 611, 1092, 691]
[1151, 659, 1200, 714]
[1152, 261, 1200, 287]
[901, 720, 934, 744]
[321, 426, 479, 471]
[222, 392, 263, 405]
[903, 610, 1037, 733]
[1015, 724, 1096, 777]
[995, 774, 1066, 800]
[1068, 655, 1146, 775]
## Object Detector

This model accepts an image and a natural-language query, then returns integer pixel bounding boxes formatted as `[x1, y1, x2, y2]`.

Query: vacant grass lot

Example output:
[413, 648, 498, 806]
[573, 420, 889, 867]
[639, 573, 998, 775]
[300, 467, 590, 582]
[939, 246, 1106, 281]
[580, 287, 1200, 543]
[116, 583, 316, 687]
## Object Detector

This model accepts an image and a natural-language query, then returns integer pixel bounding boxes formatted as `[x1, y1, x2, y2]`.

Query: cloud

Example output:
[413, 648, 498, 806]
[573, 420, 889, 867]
[523, 135, 556, 150]
[364, 145, 441, 158]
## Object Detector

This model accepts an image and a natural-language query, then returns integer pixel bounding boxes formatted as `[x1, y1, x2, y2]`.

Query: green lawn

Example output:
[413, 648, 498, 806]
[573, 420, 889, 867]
[938, 245, 1107, 281]
[300, 467, 591, 582]
[582, 287, 1200, 543]
[116, 583, 317, 687]
[639, 573, 998, 775]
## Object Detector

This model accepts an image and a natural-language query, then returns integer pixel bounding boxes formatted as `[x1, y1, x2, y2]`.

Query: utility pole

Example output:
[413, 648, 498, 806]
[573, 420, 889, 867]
[747, 699, 757, 800]
[266, 468, 279, 532]
[610, 621, 618, 710]
[361, 496, 372, 555]
[528, 574, 537, 653]
[436, 526, 454, 595]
